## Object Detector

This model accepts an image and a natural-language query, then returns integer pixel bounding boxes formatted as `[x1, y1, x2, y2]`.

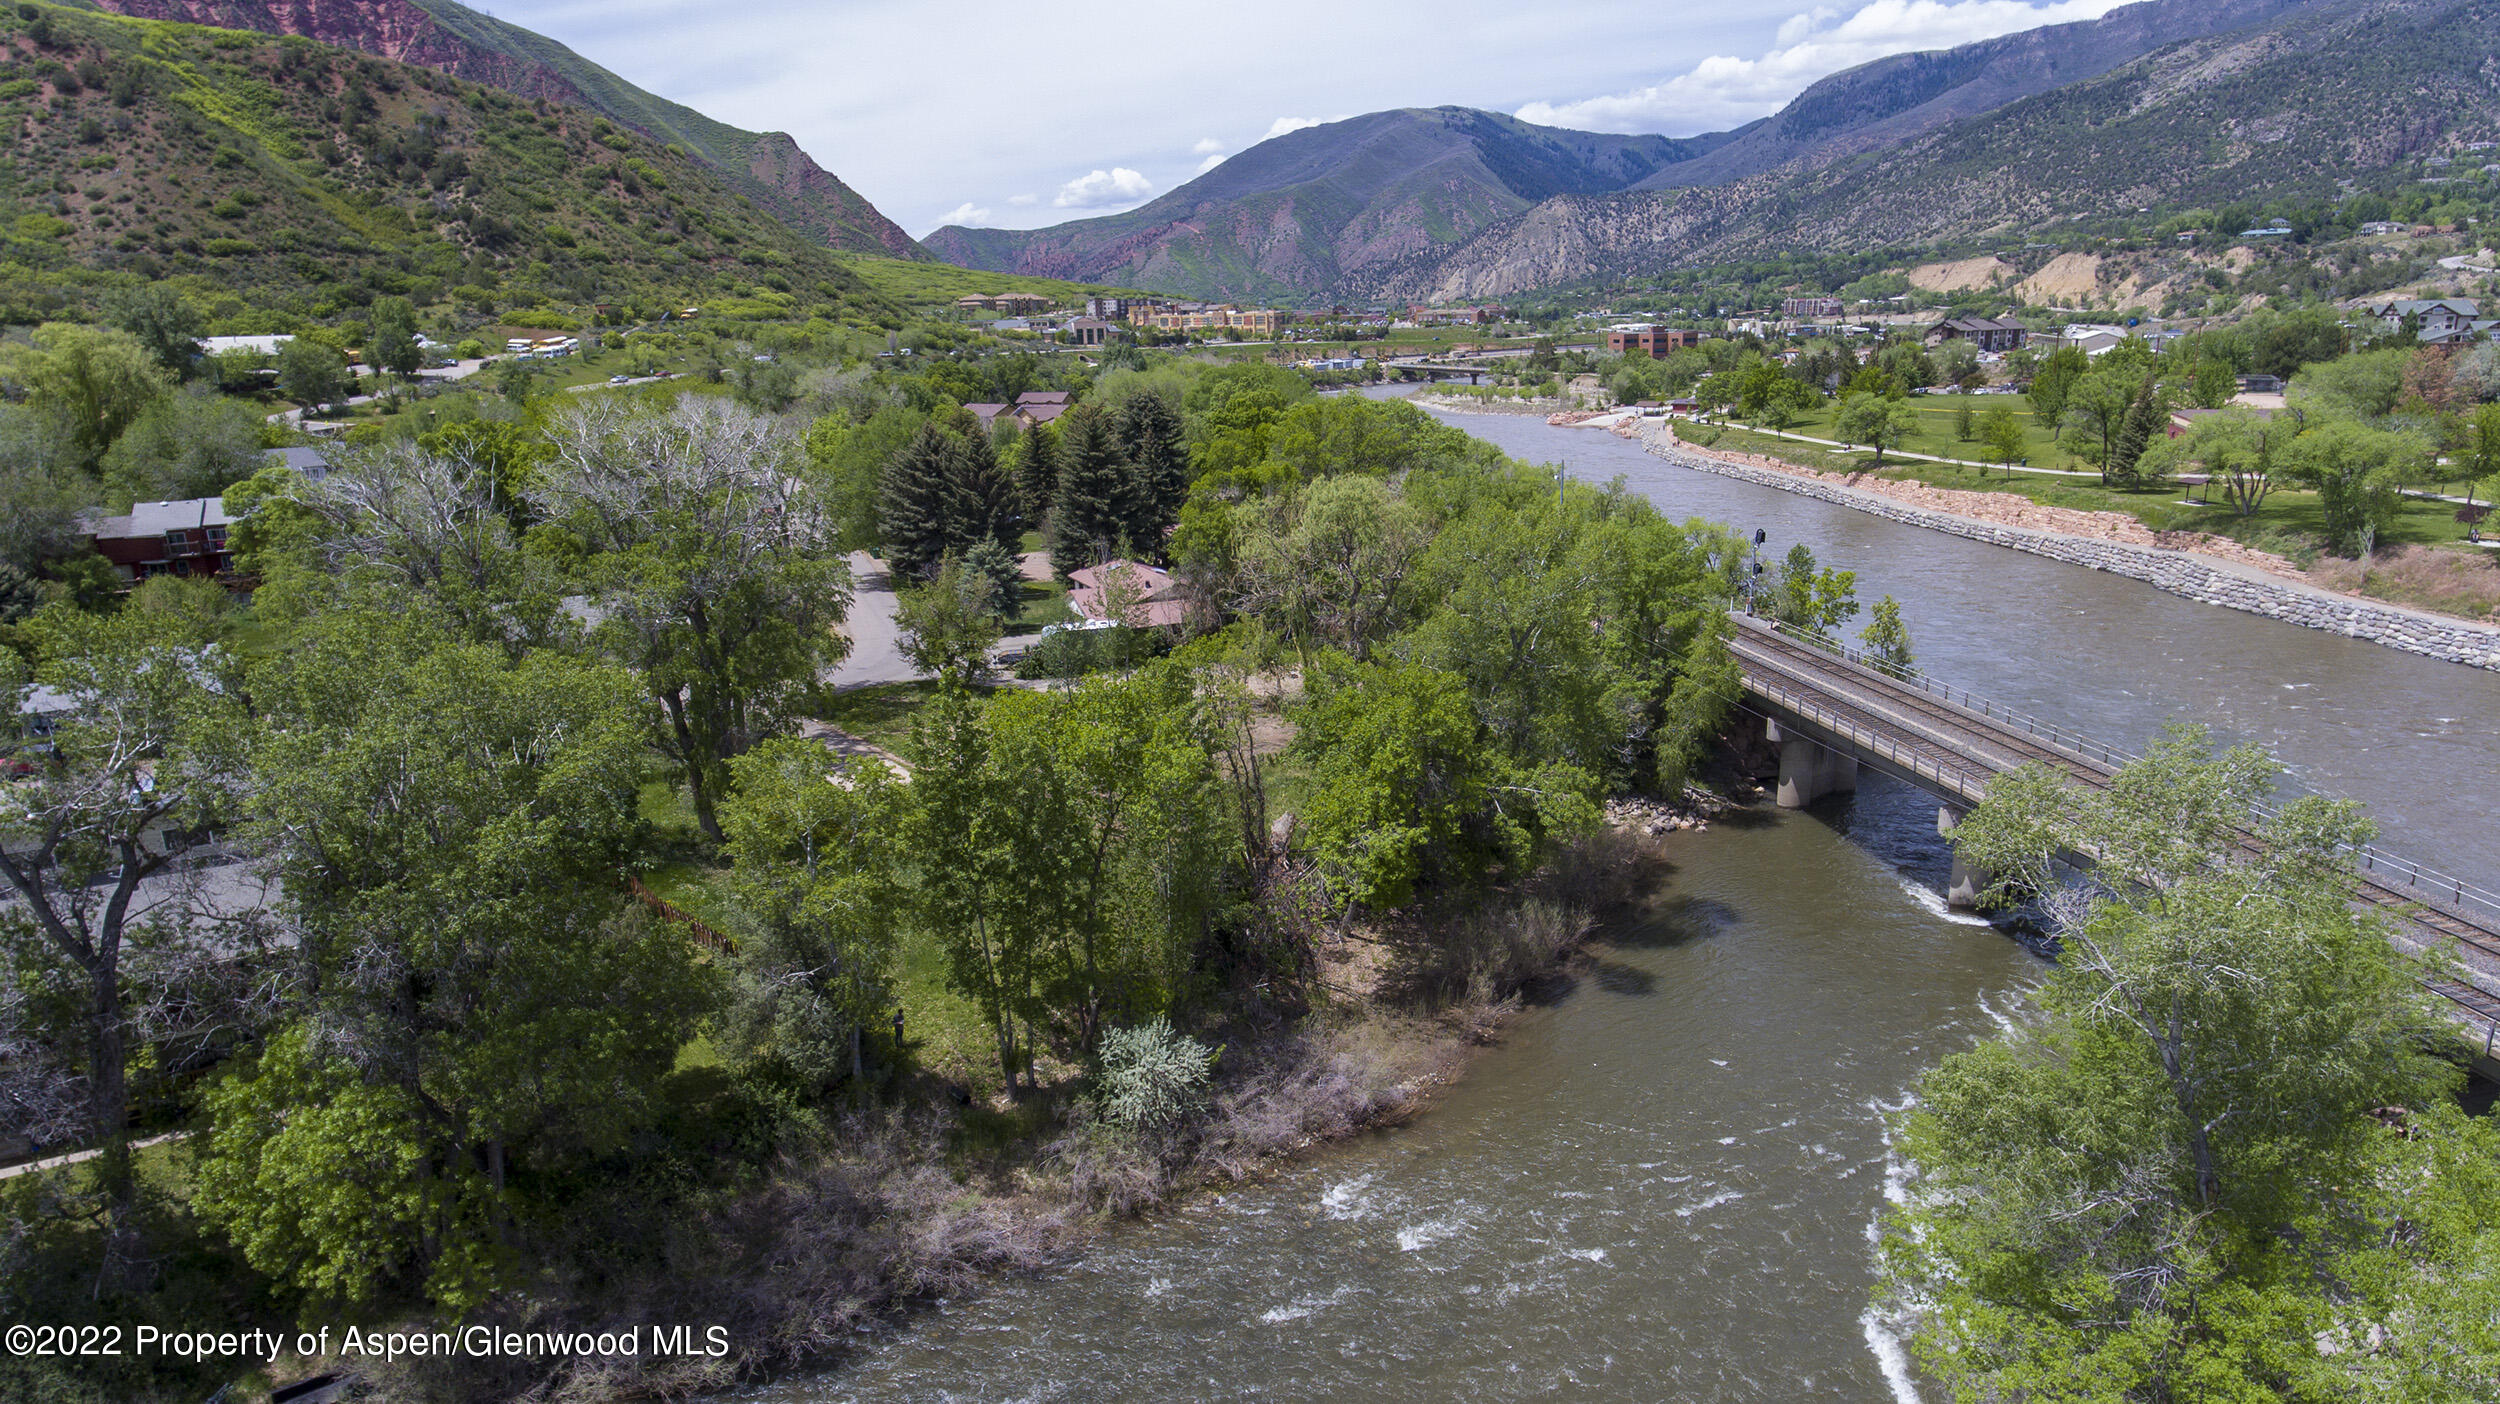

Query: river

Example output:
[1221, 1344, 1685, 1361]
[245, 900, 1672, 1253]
[744, 405, 2500, 1402]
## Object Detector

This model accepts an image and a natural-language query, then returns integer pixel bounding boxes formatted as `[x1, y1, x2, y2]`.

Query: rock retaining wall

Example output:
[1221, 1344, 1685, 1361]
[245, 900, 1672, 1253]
[1643, 436, 2500, 673]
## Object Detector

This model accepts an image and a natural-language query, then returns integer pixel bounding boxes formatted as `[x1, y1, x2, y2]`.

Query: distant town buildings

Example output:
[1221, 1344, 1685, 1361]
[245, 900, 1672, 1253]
[1923, 316, 2028, 353]
[1606, 324, 1702, 356]
[1782, 297, 1844, 321]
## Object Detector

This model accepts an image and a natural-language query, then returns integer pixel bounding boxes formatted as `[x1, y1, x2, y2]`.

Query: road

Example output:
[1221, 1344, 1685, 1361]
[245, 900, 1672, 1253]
[824, 551, 1058, 691]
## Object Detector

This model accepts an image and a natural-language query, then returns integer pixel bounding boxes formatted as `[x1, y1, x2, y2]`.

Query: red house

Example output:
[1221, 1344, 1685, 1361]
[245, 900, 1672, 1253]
[83, 496, 236, 582]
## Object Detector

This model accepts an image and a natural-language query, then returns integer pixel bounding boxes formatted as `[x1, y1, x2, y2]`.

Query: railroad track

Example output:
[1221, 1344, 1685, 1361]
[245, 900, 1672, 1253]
[1729, 618, 2500, 1041]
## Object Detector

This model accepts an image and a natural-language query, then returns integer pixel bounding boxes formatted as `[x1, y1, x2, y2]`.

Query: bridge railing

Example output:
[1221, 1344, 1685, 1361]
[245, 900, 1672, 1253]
[1738, 615, 2500, 931]
[1737, 678, 1994, 801]
[1745, 617, 2139, 771]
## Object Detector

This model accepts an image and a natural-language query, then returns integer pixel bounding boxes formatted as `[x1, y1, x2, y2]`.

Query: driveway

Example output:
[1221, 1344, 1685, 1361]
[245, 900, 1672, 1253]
[828, 551, 914, 688]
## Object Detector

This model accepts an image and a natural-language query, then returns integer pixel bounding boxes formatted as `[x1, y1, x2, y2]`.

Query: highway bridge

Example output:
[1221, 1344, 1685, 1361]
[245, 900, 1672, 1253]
[1726, 612, 2500, 1070]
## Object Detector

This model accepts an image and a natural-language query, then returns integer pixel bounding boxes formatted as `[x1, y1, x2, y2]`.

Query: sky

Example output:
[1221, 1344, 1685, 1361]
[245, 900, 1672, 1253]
[464, 0, 2130, 238]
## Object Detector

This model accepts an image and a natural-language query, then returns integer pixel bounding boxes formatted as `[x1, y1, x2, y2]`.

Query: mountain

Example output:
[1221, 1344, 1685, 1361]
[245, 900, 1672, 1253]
[922, 107, 1741, 302]
[1626, 0, 2332, 191]
[1392, 0, 2500, 299]
[64, 0, 925, 258]
[927, 0, 2344, 301]
[0, 4, 899, 324]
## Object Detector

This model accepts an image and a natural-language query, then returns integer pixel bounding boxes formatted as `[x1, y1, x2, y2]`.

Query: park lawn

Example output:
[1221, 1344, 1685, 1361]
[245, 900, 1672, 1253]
[815, 679, 993, 752]
[1678, 422, 2481, 559]
[1771, 392, 2069, 468]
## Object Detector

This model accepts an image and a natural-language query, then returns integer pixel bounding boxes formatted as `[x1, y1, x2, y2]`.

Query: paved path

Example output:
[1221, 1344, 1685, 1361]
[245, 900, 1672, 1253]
[0, 1133, 182, 1181]
[1723, 422, 2100, 478]
[827, 552, 913, 689]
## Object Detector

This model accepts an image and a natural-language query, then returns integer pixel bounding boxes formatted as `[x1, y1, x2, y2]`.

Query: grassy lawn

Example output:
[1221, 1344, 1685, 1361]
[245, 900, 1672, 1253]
[814, 679, 988, 752]
[1677, 420, 2485, 558]
[1008, 577, 1076, 634]
[1764, 392, 2068, 467]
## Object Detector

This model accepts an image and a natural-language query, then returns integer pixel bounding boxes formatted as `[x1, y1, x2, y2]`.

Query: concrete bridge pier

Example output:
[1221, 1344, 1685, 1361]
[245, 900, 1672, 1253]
[1937, 806, 1992, 911]
[1766, 719, 1858, 809]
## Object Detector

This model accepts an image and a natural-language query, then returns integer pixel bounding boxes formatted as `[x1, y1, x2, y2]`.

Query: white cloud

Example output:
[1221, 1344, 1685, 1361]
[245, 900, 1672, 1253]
[1263, 116, 1325, 140]
[1007, 193, 1038, 206]
[1195, 152, 1228, 174]
[1192, 136, 1226, 155]
[1516, 0, 2129, 134]
[1054, 166, 1156, 209]
[935, 201, 992, 228]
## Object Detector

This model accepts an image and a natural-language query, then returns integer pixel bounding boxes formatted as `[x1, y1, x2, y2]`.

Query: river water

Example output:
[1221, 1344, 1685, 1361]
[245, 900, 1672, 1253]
[748, 407, 2500, 1402]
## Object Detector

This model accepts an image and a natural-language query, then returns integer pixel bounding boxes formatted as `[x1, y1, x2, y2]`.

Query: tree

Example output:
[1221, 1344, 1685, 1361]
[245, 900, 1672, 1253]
[947, 422, 1021, 555]
[101, 285, 204, 381]
[2107, 375, 2166, 487]
[275, 336, 352, 414]
[538, 397, 853, 841]
[98, 390, 270, 507]
[1012, 419, 1062, 522]
[1859, 595, 1913, 671]
[2462, 401, 2500, 537]
[2062, 365, 2138, 481]
[1766, 542, 1859, 634]
[0, 606, 250, 1268]
[2027, 344, 2088, 432]
[878, 423, 960, 581]
[896, 554, 1005, 687]
[2290, 347, 2411, 421]
[0, 323, 170, 468]
[0, 405, 93, 574]
[806, 402, 923, 552]
[1115, 390, 1188, 556]
[2280, 419, 2427, 558]
[1051, 404, 1131, 579]
[717, 739, 908, 1089]
[199, 605, 713, 1312]
[1232, 473, 1430, 662]
[1832, 392, 1918, 467]
[1953, 398, 1975, 443]
[1979, 403, 2026, 474]
[1883, 729, 2472, 1400]
[2142, 407, 2287, 518]
[365, 295, 421, 380]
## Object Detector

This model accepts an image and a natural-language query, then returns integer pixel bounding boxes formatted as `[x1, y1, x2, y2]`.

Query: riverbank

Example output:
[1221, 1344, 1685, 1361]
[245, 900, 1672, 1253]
[1482, 409, 2500, 672]
[333, 791, 1723, 1402]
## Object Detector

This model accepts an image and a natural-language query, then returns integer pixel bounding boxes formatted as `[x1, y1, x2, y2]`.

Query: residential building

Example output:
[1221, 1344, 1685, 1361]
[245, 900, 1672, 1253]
[1923, 316, 2027, 353]
[2050, 323, 2131, 357]
[1607, 324, 1701, 356]
[1068, 559, 1189, 629]
[1783, 297, 1844, 321]
[2355, 297, 2481, 338]
[965, 402, 1013, 429]
[83, 497, 237, 582]
[1084, 296, 1130, 321]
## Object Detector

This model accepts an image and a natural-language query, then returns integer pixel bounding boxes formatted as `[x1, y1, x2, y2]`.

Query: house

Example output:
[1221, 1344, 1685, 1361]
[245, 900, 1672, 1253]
[2236, 373, 2284, 395]
[964, 402, 1012, 429]
[1606, 324, 1701, 356]
[955, 294, 1000, 312]
[2359, 220, 2408, 236]
[2240, 225, 2294, 238]
[2050, 324, 2131, 357]
[1924, 316, 2027, 353]
[1011, 391, 1071, 430]
[82, 497, 237, 583]
[2355, 297, 2480, 338]
[993, 293, 1052, 316]
[1067, 559, 1189, 629]
[268, 445, 338, 481]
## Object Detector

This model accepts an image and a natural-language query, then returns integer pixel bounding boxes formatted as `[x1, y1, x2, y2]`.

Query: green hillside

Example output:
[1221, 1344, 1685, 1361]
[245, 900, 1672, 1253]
[64, 0, 927, 258]
[836, 254, 1146, 309]
[0, 3, 901, 328]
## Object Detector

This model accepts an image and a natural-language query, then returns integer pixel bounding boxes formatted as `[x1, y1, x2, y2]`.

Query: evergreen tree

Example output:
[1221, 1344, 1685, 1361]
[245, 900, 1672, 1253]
[1051, 405, 1131, 580]
[2110, 376, 2164, 486]
[1014, 422, 1062, 523]
[880, 422, 962, 579]
[1116, 391, 1189, 560]
[949, 425, 1022, 554]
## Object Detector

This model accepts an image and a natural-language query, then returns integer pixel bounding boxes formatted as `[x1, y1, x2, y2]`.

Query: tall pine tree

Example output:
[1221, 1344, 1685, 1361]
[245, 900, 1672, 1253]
[950, 427, 1022, 554]
[1116, 391, 1189, 562]
[2110, 375, 2164, 487]
[881, 422, 962, 580]
[1052, 405, 1131, 581]
[1014, 423, 1062, 523]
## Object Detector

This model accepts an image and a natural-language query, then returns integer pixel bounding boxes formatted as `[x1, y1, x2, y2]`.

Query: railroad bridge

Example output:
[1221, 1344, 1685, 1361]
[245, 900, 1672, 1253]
[1726, 612, 2500, 1071]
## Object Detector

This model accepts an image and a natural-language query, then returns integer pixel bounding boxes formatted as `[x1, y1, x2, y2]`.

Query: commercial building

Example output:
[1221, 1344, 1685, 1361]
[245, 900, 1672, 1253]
[1606, 324, 1702, 356]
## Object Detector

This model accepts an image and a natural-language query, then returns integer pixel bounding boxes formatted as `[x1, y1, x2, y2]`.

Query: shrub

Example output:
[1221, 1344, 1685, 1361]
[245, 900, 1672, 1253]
[1094, 1019, 1216, 1132]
